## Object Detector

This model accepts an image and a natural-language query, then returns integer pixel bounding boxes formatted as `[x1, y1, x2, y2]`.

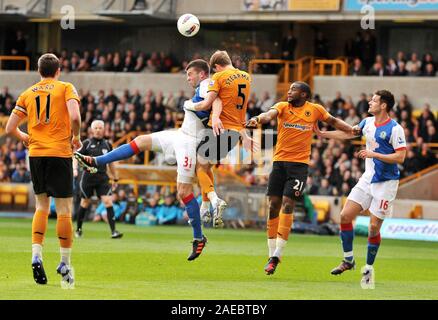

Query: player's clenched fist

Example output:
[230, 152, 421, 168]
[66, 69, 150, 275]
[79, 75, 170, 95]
[245, 116, 259, 128]
[71, 135, 82, 151]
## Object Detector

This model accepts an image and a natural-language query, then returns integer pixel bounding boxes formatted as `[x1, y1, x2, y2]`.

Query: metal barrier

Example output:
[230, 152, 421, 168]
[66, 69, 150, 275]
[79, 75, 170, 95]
[0, 56, 30, 71]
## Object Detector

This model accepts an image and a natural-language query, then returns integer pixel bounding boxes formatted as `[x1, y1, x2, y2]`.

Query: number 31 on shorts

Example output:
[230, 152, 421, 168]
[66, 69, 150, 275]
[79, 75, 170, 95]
[183, 156, 193, 169]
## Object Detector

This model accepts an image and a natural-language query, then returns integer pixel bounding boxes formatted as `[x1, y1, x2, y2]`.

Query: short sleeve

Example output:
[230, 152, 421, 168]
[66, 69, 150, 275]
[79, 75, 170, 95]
[315, 104, 330, 121]
[199, 79, 209, 98]
[357, 118, 368, 136]
[12, 93, 27, 118]
[65, 83, 80, 103]
[207, 73, 220, 93]
[270, 102, 284, 117]
[391, 125, 407, 151]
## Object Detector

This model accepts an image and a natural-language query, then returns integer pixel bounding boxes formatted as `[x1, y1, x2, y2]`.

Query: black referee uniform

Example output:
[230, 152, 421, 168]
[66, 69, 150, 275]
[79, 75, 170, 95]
[75, 137, 122, 238]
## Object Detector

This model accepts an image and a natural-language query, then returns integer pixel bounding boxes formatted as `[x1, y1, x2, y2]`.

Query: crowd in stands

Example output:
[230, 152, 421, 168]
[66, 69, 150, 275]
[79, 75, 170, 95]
[1, 85, 438, 224]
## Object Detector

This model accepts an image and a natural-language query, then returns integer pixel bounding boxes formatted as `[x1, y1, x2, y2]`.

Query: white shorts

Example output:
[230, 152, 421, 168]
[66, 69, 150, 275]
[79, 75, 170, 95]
[151, 130, 197, 184]
[347, 178, 399, 220]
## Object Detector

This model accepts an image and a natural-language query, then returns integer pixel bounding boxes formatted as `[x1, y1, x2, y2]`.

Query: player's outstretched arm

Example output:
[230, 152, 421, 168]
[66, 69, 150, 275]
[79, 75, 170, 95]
[184, 91, 218, 111]
[314, 123, 360, 140]
[246, 109, 278, 128]
[324, 115, 358, 135]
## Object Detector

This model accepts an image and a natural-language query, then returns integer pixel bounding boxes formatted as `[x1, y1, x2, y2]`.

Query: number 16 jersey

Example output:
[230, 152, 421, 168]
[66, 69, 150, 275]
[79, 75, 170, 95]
[13, 78, 80, 158]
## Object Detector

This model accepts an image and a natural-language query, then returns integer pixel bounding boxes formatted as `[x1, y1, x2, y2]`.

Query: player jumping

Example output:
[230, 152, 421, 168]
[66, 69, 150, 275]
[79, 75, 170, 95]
[246, 81, 357, 276]
[184, 50, 257, 228]
[315, 90, 406, 289]
[74, 59, 218, 261]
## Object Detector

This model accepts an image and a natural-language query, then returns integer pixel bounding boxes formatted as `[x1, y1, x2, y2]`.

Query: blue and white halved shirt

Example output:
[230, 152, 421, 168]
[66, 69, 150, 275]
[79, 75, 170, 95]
[358, 117, 407, 183]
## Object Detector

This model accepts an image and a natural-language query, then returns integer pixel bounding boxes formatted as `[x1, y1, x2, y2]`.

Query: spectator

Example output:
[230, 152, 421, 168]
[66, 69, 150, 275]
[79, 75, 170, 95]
[0, 86, 13, 109]
[361, 31, 376, 70]
[314, 31, 329, 58]
[422, 63, 436, 77]
[257, 91, 275, 112]
[317, 178, 333, 196]
[406, 52, 422, 73]
[356, 93, 369, 116]
[349, 58, 366, 76]
[281, 28, 297, 60]
[408, 63, 422, 77]
[395, 61, 408, 76]
[156, 195, 183, 225]
[11, 165, 31, 183]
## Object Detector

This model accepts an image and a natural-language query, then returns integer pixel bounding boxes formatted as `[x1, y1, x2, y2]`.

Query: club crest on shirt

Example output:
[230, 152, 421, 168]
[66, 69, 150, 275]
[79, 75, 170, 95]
[305, 110, 312, 117]
[102, 149, 108, 154]
[379, 131, 387, 139]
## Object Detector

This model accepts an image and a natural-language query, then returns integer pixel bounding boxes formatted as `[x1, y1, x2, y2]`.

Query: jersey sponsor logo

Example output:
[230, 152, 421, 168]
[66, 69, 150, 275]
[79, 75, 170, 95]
[209, 80, 215, 87]
[398, 137, 405, 144]
[283, 122, 312, 131]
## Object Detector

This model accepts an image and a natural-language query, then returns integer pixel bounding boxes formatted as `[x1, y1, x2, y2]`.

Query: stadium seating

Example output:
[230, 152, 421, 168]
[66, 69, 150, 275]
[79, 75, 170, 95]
[313, 200, 330, 223]
[12, 184, 29, 208]
[0, 184, 13, 208]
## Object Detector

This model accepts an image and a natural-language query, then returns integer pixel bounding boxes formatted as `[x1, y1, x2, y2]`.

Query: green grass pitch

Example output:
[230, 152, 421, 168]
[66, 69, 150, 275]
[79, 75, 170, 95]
[1, 217, 438, 300]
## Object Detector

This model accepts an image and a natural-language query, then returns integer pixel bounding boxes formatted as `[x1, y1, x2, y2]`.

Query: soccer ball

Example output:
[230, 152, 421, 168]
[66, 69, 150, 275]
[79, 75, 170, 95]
[177, 13, 200, 37]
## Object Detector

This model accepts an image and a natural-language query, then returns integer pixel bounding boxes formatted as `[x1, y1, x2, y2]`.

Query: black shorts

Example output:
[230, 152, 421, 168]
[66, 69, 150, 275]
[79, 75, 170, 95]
[267, 161, 309, 200]
[197, 128, 241, 163]
[29, 157, 73, 198]
[79, 173, 112, 199]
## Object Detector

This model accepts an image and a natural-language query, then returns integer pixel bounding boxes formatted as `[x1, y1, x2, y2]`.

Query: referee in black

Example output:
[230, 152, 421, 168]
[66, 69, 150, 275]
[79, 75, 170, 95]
[74, 120, 123, 239]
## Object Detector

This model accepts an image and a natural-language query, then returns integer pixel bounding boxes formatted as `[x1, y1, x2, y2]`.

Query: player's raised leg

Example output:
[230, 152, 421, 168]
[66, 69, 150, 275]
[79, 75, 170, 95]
[197, 162, 226, 228]
[196, 164, 221, 224]
[331, 199, 363, 275]
[74, 134, 151, 172]
[31, 194, 50, 285]
[178, 182, 207, 261]
[54, 197, 75, 289]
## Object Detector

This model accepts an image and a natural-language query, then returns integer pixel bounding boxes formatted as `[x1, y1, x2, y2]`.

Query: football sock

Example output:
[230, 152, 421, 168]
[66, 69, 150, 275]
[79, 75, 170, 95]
[267, 216, 279, 239]
[340, 223, 354, 262]
[200, 201, 210, 212]
[267, 239, 276, 257]
[32, 209, 49, 245]
[95, 140, 140, 165]
[207, 191, 219, 208]
[267, 216, 279, 256]
[76, 206, 87, 230]
[277, 212, 293, 241]
[60, 247, 72, 266]
[273, 238, 287, 258]
[197, 168, 215, 201]
[32, 244, 43, 261]
[106, 206, 116, 233]
[56, 214, 73, 249]
[367, 233, 381, 266]
[183, 193, 203, 240]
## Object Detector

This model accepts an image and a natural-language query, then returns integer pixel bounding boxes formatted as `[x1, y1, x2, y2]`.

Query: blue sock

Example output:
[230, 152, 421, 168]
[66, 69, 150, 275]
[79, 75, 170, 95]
[367, 234, 381, 265]
[95, 141, 139, 165]
[183, 194, 202, 240]
[340, 223, 354, 262]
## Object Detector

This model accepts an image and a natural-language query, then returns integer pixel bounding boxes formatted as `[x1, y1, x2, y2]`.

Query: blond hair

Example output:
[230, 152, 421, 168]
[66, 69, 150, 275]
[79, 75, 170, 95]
[209, 50, 232, 68]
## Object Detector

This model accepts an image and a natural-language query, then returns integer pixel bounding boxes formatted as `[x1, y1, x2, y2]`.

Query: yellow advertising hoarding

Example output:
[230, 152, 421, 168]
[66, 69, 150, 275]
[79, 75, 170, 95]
[288, 0, 340, 11]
